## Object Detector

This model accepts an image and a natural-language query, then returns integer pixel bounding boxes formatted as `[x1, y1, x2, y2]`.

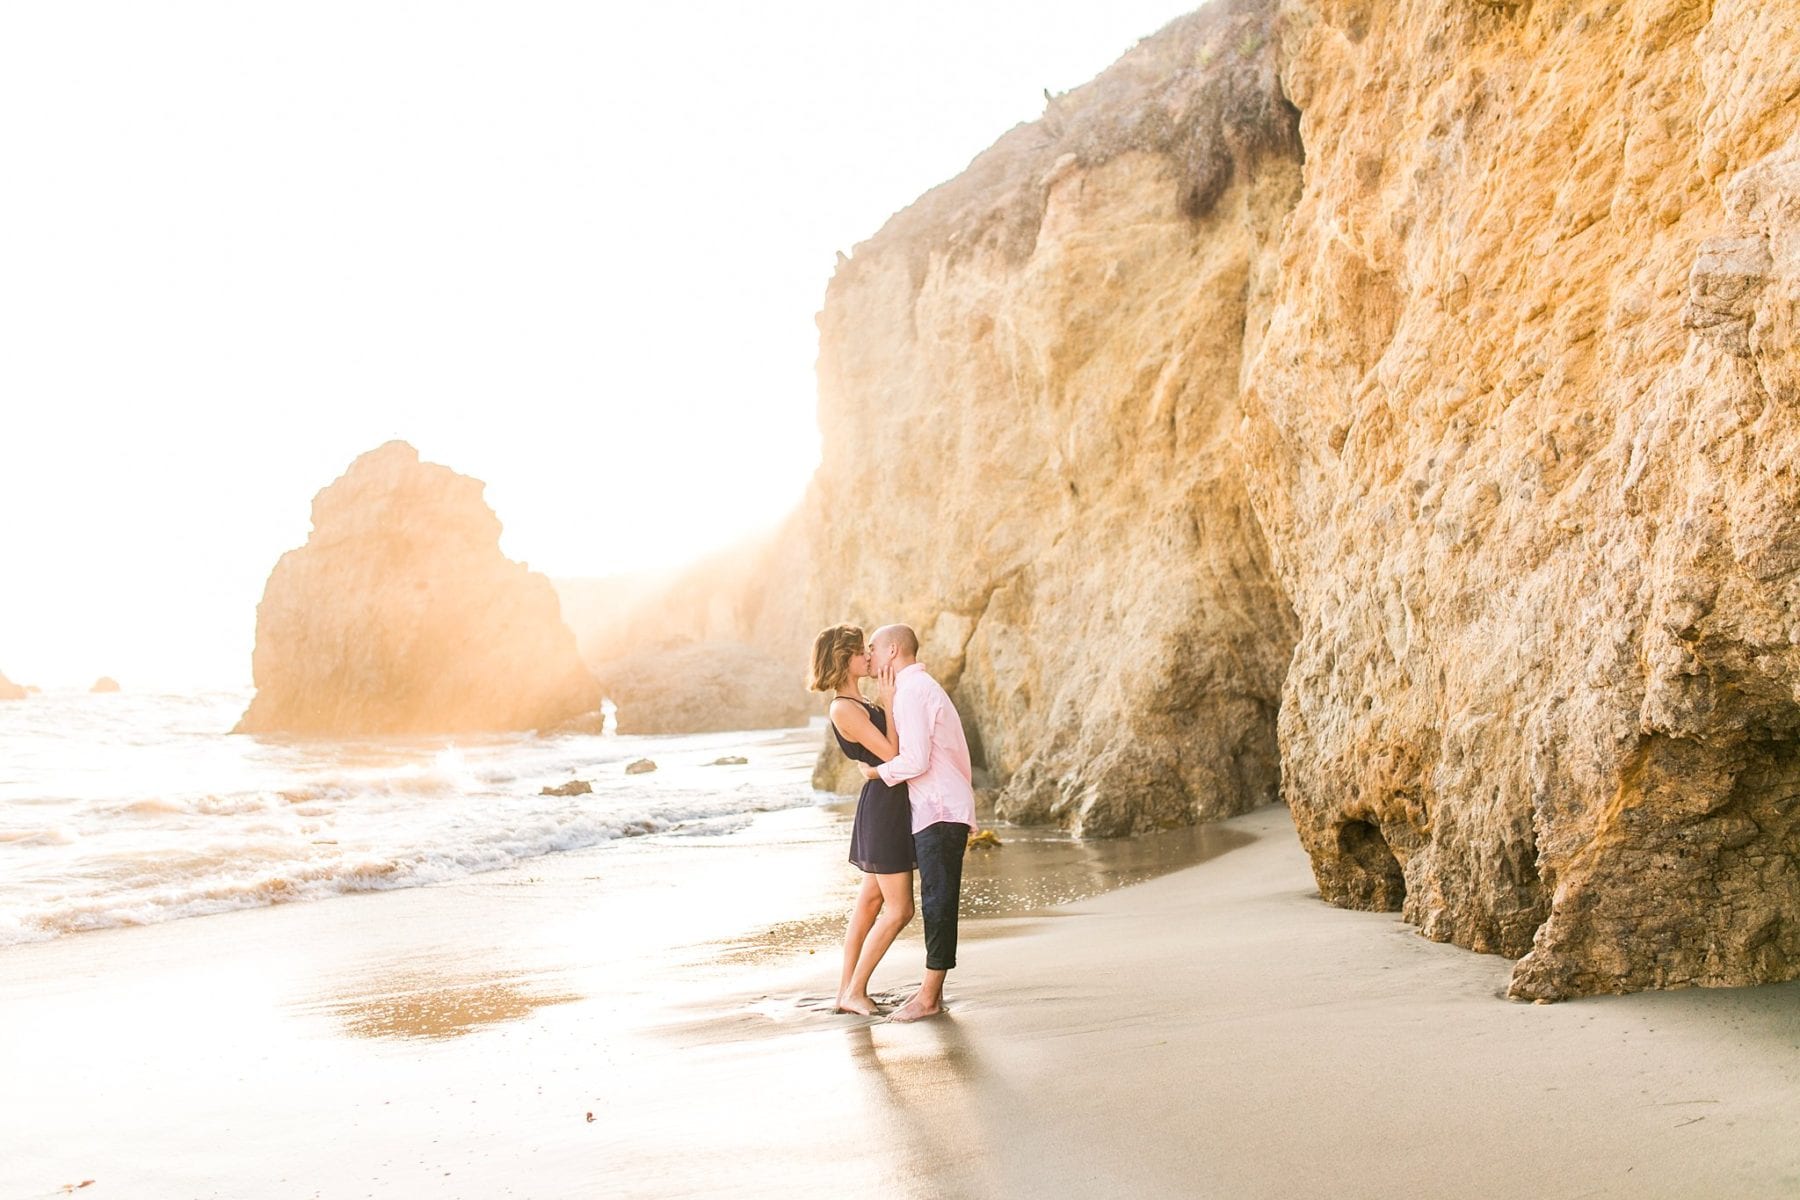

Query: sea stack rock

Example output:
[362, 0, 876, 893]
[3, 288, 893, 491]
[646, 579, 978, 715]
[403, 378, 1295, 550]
[90, 677, 121, 693]
[235, 441, 600, 735]
[0, 671, 25, 700]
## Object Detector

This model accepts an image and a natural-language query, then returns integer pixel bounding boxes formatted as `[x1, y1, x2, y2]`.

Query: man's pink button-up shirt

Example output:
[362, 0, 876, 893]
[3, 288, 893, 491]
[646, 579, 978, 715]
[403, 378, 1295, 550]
[876, 663, 978, 835]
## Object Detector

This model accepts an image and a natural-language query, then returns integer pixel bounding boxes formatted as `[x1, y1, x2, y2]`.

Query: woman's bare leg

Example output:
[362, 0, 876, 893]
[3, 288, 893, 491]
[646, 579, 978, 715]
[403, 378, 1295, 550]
[842, 872, 914, 1014]
[837, 873, 883, 1011]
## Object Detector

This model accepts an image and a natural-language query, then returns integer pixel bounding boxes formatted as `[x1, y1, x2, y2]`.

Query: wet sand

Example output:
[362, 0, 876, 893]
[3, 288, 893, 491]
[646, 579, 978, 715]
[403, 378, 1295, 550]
[5, 805, 1799, 1198]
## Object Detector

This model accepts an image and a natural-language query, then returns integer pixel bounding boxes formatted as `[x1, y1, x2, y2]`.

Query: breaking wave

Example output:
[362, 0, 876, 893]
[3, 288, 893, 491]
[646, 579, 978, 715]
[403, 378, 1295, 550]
[0, 689, 825, 946]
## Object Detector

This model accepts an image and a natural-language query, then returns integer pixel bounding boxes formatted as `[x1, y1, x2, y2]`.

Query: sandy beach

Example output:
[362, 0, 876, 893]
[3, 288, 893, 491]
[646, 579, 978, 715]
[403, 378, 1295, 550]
[5, 796, 1796, 1200]
[13, 2, 1800, 1197]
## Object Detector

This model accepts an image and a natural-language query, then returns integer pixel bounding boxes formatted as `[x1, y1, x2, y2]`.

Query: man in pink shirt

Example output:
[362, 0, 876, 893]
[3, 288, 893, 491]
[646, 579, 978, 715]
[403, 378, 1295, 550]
[858, 622, 977, 1022]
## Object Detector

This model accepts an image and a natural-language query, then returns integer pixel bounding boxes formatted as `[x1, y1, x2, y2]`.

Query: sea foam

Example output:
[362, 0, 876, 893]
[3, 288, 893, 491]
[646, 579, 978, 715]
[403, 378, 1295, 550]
[0, 689, 824, 946]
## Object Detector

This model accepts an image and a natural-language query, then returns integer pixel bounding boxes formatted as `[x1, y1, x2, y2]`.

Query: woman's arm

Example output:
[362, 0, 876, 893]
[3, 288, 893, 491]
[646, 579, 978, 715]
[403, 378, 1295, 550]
[829, 697, 898, 762]
[856, 665, 904, 780]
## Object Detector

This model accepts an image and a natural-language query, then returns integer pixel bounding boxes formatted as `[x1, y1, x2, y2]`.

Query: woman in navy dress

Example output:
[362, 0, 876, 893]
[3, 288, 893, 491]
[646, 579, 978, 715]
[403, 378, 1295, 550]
[809, 623, 914, 1016]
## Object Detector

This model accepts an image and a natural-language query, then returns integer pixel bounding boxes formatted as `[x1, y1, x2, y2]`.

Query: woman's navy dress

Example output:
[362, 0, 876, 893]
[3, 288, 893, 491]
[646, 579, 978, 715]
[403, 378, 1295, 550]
[832, 698, 914, 874]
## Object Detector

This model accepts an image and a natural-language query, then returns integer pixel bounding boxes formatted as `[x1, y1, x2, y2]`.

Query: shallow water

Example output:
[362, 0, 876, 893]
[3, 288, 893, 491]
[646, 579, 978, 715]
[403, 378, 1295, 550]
[704, 804, 1257, 965]
[0, 688, 823, 946]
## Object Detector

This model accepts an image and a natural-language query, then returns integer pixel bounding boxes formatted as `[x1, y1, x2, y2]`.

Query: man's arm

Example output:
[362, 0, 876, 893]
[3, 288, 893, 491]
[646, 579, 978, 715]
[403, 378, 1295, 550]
[877, 682, 934, 785]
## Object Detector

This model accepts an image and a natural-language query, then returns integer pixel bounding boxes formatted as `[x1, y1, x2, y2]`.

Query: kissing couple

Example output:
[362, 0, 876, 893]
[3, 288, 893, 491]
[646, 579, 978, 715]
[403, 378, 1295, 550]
[808, 622, 977, 1022]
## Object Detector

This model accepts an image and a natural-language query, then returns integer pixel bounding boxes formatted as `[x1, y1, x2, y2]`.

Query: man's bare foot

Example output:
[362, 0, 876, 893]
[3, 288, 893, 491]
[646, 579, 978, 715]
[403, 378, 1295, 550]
[886, 994, 943, 1023]
[835, 992, 880, 1016]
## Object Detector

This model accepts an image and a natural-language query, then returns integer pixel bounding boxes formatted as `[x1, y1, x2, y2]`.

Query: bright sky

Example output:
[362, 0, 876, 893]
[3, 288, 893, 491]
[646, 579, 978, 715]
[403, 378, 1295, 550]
[1, 1, 1204, 689]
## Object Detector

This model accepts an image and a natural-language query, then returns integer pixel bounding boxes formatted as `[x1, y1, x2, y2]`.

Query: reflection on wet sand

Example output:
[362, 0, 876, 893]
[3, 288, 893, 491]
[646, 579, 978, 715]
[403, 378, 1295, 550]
[843, 1014, 1065, 1196]
[845, 1018, 989, 1190]
[960, 820, 1257, 917]
[305, 969, 580, 1041]
[844, 1016, 982, 1098]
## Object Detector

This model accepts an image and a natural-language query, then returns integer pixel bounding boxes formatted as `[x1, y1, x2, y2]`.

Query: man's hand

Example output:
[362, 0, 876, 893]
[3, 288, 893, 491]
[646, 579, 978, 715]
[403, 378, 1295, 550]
[876, 663, 897, 711]
[858, 763, 881, 781]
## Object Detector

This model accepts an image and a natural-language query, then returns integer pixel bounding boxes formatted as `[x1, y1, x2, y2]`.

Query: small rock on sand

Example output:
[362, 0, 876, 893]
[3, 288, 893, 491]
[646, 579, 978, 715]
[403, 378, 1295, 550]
[625, 758, 657, 775]
[708, 756, 748, 766]
[541, 780, 592, 796]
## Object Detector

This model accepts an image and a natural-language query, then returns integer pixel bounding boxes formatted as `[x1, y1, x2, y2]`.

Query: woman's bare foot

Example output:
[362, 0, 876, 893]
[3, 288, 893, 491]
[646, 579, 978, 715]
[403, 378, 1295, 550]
[886, 993, 943, 1023]
[835, 991, 881, 1016]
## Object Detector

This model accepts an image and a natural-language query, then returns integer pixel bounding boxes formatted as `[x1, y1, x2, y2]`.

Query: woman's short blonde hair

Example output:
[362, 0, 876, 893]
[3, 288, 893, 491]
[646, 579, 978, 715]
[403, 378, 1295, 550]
[808, 623, 865, 692]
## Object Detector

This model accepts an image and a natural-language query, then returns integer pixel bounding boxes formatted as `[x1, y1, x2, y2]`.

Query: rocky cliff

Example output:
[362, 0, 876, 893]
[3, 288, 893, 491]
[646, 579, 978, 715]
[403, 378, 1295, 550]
[809, 0, 1800, 998]
[811, 1, 1302, 832]
[0, 671, 24, 701]
[1252, 0, 1800, 1000]
[237, 441, 599, 735]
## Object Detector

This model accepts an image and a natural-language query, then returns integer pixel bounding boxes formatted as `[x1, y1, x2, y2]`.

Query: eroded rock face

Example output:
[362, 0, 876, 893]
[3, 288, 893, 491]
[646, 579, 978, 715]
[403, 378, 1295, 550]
[236, 441, 599, 735]
[602, 642, 813, 735]
[809, 0, 1303, 834]
[0, 671, 24, 701]
[1247, 0, 1800, 998]
[810, 0, 1800, 997]
[813, 727, 870, 796]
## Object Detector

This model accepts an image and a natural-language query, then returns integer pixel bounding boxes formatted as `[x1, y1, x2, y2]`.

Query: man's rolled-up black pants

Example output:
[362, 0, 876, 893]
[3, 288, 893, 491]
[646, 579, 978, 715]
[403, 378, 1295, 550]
[913, 820, 970, 971]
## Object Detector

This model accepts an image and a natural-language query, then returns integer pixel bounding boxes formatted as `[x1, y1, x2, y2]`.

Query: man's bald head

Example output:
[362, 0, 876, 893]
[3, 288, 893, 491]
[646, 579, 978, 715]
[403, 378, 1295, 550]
[871, 623, 919, 668]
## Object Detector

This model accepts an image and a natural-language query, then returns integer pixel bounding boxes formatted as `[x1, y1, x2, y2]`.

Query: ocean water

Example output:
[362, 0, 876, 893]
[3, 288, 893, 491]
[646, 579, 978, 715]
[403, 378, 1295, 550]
[0, 689, 825, 947]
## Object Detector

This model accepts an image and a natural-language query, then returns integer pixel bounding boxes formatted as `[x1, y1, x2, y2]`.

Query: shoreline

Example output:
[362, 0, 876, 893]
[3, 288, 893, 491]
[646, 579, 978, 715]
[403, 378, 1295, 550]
[641, 806, 1800, 1199]
[5, 805, 1798, 1199]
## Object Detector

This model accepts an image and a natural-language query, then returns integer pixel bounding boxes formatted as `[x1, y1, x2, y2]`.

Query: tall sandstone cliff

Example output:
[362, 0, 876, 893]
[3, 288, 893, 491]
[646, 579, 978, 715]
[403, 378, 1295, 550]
[812, 2, 1303, 829]
[808, 0, 1800, 999]
[237, 441, 599, 735]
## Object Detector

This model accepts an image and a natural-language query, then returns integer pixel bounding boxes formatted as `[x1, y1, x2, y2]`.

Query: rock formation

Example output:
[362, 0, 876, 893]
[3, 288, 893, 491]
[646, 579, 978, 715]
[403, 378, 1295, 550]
[0, 671, 24, 700]
[90, 677, 120, 694]
[555, 513, 814, 733]
[602, 642, 813, 735]
[805, 0, 1800, 999]
[236, 441, 600, 735]
[1248, 0, 1800, 1000]
[809, 2, 1302, 832]
[812, 735, 867, 797]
